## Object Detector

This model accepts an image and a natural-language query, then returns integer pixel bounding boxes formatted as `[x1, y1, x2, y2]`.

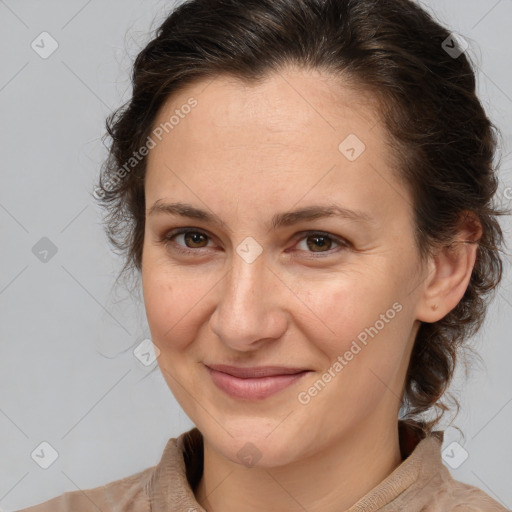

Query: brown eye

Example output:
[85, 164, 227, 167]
[295, 231, 346, 255]
[159, 228, 213, 254]
[182, 231, 209, 248]
[306, 234, 333, 252]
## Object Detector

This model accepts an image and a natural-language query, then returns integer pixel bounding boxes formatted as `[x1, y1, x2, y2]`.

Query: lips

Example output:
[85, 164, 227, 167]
[204, 364, 311, 400]
[205, 364, 309, 378]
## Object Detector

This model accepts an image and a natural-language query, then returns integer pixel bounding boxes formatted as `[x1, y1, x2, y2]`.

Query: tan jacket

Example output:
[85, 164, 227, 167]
[16, 422, 508, 511]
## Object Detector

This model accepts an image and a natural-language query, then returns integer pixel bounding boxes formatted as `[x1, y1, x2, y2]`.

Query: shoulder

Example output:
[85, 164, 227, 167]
[386, 427, 508, 512]
[444, 477, 509, 512]
[408, 452, 508, 512]
[15, 465, 155, 512]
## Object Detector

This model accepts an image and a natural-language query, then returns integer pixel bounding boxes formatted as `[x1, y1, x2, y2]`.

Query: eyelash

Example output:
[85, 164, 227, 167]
[157, 228, 350, 258]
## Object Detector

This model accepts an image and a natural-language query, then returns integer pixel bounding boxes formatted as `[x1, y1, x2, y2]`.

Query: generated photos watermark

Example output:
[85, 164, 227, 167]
[93, 97, 198, 199]
[297, 301, 403, 405]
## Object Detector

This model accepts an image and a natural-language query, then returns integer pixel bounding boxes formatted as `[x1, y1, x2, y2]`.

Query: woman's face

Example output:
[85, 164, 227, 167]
[141, 67, 431, 467]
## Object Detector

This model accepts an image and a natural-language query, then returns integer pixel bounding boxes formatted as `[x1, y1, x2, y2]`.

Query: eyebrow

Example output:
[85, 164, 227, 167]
[147, 200, 375, 231]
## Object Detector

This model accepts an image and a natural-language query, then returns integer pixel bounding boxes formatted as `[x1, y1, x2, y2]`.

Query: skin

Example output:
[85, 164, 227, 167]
[141, 66, 481, 512]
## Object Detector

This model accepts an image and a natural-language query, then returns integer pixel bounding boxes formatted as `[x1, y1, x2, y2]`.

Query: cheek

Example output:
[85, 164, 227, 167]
[297, 270, 410, 380]
[142, 264, 204, 350]
[297, 272, 392, 342]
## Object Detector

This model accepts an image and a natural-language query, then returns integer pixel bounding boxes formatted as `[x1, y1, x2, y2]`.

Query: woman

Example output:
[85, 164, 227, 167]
[19, 0, 509, 510]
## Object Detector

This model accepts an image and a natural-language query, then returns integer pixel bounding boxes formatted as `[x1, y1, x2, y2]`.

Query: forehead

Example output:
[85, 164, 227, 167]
[145, 67, 410, 223]
[151, 67, 383, 147]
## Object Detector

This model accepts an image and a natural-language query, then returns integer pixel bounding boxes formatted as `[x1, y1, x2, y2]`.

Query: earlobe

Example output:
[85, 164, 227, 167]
[415, 212, 482, 324]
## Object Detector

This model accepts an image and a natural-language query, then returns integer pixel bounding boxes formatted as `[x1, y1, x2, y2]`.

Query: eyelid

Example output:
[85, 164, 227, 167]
[159, 227, 351, 256]
[293, 230, 349, 247]
[158, 227, 216, 254]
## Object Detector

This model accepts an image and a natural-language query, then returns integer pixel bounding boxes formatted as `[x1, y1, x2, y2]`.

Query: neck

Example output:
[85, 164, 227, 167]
[194, 413, 403, 512]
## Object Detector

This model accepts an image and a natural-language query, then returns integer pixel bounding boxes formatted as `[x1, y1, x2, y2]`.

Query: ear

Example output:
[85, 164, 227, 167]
[415, 211, 482, 323]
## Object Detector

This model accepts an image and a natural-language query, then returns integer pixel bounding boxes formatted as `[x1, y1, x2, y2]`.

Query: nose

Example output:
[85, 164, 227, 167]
[208, 248, 288, 352]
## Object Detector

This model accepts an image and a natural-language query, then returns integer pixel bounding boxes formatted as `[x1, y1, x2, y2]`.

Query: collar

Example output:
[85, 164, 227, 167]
[147, 421, 445, 512]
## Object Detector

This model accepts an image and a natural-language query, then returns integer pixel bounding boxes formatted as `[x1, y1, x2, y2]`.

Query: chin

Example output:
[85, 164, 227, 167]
[224, 435, 300, 469]
[200, 416, 311, 468]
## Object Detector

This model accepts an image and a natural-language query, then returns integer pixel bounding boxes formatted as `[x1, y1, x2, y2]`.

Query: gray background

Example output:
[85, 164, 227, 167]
[0, 0, 511, 510]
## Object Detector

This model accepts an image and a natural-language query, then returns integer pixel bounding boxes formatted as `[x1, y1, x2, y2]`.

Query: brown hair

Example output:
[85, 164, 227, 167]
[94, 0, 509, 437]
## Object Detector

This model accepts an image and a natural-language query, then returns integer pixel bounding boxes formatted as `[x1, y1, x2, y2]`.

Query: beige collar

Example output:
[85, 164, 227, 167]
[146, 422, 445, 512]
